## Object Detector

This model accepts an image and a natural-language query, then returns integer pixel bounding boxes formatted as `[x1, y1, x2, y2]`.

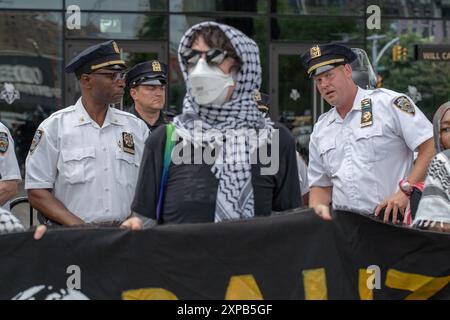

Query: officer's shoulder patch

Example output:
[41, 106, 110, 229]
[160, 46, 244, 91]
[0, 132, 8, 153]
[29, 129, 44, 154]
[393, 96, 415, 116]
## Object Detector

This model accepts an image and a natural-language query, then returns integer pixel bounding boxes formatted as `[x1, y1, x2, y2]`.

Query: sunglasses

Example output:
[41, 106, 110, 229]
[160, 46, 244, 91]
[90, 71, 126, 82]
[181, 48, 228, 67]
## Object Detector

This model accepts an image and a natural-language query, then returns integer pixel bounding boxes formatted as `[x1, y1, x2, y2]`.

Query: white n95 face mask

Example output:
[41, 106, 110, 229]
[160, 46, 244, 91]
[188, 58, 235, 106]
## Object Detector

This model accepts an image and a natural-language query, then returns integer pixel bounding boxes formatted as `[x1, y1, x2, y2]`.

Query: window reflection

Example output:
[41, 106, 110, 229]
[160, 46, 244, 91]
[0, 11, 62, 172]
[368, 19, 450, 120]
[66, 13, 167, 40]
[0, 0, 62, 9]
[69, 0, 166, 11]
[170, 0, 267, 13]
[377, 0, 450, 18]
[270, 0, 363, 15]
[271, 17, 364, 43]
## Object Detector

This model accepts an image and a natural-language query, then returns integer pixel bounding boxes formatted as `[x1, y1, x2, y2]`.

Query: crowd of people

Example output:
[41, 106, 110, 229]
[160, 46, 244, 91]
[0, 21, 448, 237]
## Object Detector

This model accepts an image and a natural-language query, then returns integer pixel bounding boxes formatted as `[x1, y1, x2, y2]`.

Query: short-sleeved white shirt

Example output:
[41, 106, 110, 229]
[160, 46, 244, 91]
[25, 98, 149, 223]
[308, 87, 433, 214]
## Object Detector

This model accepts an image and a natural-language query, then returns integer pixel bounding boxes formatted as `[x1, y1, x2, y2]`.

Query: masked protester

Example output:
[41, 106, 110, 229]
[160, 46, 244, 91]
[123, 22, 300, 228]
[413, 102, 450, 232]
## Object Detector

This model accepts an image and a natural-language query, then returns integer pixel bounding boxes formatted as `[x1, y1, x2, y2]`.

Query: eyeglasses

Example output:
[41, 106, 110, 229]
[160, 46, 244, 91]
[181, 48, 228, 67]
[90, 71, 126, 82]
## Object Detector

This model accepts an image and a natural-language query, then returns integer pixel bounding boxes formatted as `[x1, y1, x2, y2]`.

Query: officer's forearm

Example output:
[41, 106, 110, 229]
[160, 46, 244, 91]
[27, 189, 84, 226]
[408, 138, 435, 184]
[0, 180, 18, 205]
[309, 186, 332, 208]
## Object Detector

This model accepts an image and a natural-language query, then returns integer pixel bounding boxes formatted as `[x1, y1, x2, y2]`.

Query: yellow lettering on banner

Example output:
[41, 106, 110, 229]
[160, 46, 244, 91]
[359, 269, 374, 300]
[121, 288, 178, 300]
[386, 269, 450, 300]
[303, 268, 328, 300]
[225, 275, 264, 300]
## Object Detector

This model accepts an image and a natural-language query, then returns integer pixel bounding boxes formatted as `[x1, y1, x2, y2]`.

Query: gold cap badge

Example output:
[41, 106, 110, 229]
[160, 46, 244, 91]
[152, 61, 161, 72]
[310, 45, 321, 59]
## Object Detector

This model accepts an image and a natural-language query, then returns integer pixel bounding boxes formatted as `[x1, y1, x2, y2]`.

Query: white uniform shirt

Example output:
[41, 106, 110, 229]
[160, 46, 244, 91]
[25, 98, 149, 223]
[308, 87, 433, 214]
[0, 122, 22, 211]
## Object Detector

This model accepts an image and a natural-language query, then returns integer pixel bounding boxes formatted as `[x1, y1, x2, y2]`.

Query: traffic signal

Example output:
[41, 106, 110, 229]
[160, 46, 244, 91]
[392, 45, 408, 62]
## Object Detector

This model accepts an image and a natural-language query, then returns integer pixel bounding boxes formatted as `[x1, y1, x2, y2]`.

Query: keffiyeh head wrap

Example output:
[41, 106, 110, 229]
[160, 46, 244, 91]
[432, 101, 450, 153]
[413, 102, 450, 229]
[173, 21, 274, 222]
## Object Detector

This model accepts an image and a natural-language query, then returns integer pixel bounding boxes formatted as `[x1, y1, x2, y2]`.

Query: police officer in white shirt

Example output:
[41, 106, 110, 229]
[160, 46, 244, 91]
[0, 123, 21, 209]
[301, 43, 434, 223]
[25, 40, 149, 226]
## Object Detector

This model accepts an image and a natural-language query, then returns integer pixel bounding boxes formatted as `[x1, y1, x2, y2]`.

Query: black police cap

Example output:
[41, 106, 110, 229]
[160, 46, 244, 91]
[126, 60, 168, 88]
[65, 40, 126, 76]
[300, 43, 357, 77]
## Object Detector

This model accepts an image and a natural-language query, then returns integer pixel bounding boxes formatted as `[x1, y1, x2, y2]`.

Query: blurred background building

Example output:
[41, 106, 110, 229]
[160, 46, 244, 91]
[1, 0, 450, 165]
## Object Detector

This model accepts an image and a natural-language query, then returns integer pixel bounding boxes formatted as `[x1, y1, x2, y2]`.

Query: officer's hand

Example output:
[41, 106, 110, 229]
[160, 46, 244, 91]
[120, 217, 143, 230]
[33, 225, 47, 240]
[374, 191, 408, 224]
[313, 204, 332, 220]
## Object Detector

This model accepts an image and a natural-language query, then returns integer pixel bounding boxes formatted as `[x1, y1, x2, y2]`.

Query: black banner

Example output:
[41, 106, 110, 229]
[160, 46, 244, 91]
[0, 209, 449, 300]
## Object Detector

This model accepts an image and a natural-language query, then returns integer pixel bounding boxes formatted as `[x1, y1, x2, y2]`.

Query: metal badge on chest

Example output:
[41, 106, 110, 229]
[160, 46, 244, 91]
[121, 132, 135, 155]
[360, 98, 373, 128]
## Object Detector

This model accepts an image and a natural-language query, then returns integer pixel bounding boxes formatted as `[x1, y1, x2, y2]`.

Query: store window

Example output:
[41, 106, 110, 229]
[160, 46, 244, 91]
[368, 18, 450, 119]
[69, 0, 166, 12]
[0, 0, 62, 10]
[0, 11, 63, 172]
[66, 13, 167, 40]
[170, 0, 267, 13]
[270, 0, 364, 16]
[271, 16, 364, 43]
[376, 0, 450, 18]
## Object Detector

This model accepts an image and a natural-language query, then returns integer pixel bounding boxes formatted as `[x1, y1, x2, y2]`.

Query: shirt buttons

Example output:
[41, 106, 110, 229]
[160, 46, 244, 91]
[102, 147, 107, 152]
[104, 167, 108, 171]
[105, 188, 109, 192]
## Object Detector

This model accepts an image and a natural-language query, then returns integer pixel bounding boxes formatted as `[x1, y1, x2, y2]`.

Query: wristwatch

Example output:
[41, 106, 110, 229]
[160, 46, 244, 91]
[399, 178, 413, 195]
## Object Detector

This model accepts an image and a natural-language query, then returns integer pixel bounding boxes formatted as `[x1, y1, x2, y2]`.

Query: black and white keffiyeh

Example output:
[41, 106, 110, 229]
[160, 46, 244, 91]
[173, 21, 274, 222]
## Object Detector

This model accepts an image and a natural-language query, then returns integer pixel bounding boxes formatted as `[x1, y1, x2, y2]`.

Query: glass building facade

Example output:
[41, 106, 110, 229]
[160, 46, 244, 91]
[2, 0, 450, 167]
